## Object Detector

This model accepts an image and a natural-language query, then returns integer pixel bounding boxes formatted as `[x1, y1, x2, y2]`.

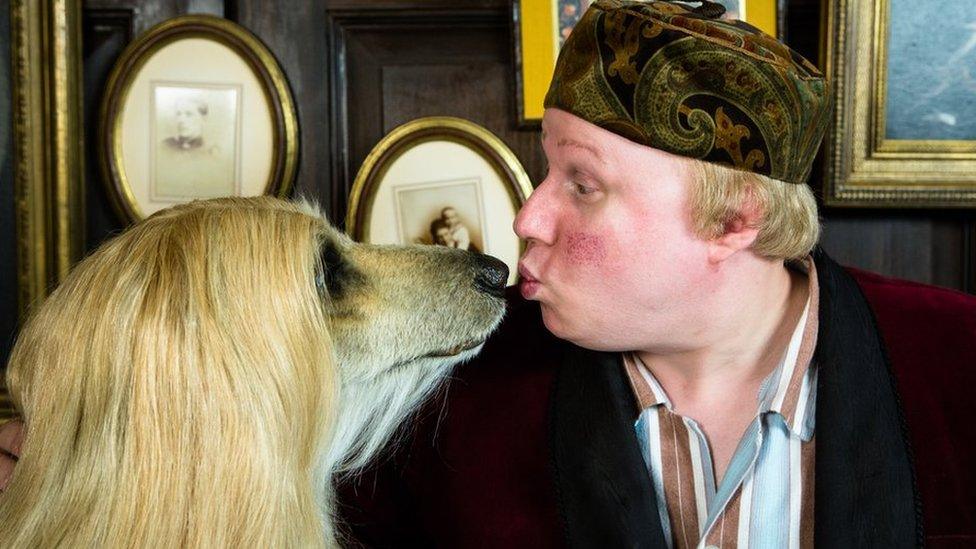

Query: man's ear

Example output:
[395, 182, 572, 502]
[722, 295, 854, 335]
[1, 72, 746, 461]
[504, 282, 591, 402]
[707, 197, 761, 264]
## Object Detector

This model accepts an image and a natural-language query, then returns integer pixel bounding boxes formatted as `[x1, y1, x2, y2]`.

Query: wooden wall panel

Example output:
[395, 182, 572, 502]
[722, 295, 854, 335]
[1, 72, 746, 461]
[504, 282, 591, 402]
[233, 0, 333, 208]
[820, 213, 970, 290]
[1, 2, 18, 365]
[82, 7, 133, 254]
[328, 6, 547, 225]
[86, 0, 223, 34]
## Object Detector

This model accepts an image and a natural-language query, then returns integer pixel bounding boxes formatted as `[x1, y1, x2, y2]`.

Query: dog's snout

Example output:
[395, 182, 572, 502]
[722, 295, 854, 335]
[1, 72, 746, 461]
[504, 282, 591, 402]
[473, 254, 509, 297]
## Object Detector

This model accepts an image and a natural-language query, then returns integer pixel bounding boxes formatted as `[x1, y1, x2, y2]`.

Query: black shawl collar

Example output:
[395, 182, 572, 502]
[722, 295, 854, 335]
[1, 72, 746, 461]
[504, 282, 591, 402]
[548, 248, 921, 548]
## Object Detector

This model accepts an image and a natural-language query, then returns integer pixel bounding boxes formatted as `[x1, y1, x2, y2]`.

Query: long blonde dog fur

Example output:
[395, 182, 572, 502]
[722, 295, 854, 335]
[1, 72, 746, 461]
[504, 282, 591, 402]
[0, 196, 506, 547]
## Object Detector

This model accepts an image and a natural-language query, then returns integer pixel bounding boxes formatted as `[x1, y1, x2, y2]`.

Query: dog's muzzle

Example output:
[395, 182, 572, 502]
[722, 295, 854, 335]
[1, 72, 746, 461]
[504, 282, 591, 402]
[473, 254, 508, 298]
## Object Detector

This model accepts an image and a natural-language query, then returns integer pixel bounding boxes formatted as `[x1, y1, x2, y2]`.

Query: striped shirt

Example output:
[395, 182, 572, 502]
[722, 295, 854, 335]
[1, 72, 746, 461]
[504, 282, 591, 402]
[624, 260, 819, 549]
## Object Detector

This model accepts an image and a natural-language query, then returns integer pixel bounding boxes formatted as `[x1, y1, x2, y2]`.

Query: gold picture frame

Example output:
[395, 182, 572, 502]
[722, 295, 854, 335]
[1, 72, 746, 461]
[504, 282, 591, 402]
[347, 117, 533, 285]
[8, 0, 85, 418]
[100, 15, 299, 222]
[823, 0, 976, 207]
[513, 0, 784, 126]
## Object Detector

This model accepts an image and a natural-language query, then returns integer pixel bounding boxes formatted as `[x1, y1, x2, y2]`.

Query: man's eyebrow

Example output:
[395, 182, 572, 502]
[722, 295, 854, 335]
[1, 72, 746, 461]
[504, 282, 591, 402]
[556, 138, 607, 164]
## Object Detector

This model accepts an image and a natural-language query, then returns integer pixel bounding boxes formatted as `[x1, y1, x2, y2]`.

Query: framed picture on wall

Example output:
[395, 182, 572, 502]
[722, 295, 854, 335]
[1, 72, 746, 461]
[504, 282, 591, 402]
[824, 0, 976, 208]
[100, 15, 298, 222]
[513, 0, 785, 127]
[346, 117, 534, 285]
[823, 0, 976, 206]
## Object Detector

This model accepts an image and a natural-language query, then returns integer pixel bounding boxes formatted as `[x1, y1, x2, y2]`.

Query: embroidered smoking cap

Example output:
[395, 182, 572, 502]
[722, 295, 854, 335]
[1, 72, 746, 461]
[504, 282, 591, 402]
[544, 0, 830, 185]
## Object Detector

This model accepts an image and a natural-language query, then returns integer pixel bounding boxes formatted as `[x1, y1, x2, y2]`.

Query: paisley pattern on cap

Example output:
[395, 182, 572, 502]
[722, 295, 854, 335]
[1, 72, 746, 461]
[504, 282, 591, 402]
[544, 0, 830, 185]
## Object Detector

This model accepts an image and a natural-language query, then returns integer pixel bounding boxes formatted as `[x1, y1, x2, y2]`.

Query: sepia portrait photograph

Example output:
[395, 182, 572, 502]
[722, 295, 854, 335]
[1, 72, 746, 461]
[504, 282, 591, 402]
[150, 82, 241, 201]
[393, 178, 487, 253]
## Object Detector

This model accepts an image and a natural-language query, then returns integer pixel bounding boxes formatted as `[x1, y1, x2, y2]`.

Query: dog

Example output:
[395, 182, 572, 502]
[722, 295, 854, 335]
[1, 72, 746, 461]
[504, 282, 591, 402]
[0, 196, 507, 547]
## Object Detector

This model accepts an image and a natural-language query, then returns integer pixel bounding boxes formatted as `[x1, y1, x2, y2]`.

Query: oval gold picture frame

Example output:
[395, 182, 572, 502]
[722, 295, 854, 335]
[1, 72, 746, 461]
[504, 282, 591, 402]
[99, 15, 298, 222]
[347, 117, 533, 286]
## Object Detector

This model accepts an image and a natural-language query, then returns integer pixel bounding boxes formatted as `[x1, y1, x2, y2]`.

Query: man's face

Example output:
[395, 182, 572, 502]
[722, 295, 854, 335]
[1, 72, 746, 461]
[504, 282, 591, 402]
[443, 208, 460, 228]
[514, 108, 713, 351]
[174, 100, 204, 141]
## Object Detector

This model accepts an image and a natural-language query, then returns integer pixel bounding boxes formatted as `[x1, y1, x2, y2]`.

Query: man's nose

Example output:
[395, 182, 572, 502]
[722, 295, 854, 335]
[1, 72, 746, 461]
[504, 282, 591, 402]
[514, 179, 556, 245]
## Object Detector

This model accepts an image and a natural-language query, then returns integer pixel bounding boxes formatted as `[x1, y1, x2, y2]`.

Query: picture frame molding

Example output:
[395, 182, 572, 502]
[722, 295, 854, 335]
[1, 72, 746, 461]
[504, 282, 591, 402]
[11, 0, 85, 317]
[7, 0, 85, 417]
[99, 14, 299, 222]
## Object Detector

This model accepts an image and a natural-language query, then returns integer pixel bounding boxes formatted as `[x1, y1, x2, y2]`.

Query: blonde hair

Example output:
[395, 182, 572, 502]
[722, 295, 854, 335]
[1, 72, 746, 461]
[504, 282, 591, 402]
[688, 160, 821, 261]
[0, 197, 335, 547]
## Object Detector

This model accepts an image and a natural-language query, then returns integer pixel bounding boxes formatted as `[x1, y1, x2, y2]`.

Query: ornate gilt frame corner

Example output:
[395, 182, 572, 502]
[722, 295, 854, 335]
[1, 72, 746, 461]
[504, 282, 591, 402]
[7, 0, 85, 417]
[822, 0, 976, 208]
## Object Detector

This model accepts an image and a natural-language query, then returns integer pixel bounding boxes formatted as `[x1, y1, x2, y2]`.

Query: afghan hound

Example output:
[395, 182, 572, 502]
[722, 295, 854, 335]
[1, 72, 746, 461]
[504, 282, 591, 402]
[0, 196, 507, 547]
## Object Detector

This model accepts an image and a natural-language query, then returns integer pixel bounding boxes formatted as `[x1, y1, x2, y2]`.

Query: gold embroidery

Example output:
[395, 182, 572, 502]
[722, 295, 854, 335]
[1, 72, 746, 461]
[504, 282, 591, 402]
[714, 106, 766, 170]
[604, 13, 644, 85]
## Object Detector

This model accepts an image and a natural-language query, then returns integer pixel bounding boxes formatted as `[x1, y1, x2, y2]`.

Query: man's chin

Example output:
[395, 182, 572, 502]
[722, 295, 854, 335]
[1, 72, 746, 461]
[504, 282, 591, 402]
[540, 305, 620, 350]
[540, 305, 575, 341]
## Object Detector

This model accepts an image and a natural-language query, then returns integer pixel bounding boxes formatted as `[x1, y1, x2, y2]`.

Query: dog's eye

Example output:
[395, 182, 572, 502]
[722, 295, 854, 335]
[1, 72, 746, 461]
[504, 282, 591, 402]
[317, 241, 346, 297]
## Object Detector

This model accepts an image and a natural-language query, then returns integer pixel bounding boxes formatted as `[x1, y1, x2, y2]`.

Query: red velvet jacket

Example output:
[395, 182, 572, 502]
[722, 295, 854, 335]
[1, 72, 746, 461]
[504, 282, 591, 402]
[337, 250, 976, 548]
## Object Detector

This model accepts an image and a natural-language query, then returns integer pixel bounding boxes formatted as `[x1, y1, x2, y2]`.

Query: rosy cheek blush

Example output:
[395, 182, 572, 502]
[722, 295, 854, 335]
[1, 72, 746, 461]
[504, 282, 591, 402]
[566, 232, 607, 264]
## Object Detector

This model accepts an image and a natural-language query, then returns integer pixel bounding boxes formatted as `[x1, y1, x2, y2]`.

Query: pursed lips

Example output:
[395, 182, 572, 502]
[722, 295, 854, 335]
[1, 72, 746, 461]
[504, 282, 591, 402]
[518, 261, 542, 299]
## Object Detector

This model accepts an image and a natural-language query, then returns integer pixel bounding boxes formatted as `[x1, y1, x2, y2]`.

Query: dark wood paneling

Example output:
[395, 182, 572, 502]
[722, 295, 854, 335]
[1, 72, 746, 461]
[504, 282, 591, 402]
[82, 7, 133, 253]
[234, 0, 333, 209]
[820, 212, 970, 290]
[1, 2, 18, 364]
[86, 0, 223, 34]
[326, 0, 506, 9]
[329, 5, 546, 226]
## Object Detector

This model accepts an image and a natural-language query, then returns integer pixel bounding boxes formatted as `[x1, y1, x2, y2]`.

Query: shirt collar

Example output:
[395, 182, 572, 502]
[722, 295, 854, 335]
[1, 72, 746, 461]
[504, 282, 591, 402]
[766, 257, 819, 440]
[623, 257, 820, 441]
[623, 352, 669, 409]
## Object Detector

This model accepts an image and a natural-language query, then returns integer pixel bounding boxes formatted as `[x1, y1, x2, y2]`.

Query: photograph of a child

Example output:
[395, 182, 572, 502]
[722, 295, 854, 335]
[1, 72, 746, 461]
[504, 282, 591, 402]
[394, 179, 487, 253]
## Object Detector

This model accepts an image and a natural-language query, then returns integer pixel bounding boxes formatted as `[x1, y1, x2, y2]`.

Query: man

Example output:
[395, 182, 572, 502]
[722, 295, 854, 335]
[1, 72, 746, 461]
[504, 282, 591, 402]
[335, 1, 975, 547]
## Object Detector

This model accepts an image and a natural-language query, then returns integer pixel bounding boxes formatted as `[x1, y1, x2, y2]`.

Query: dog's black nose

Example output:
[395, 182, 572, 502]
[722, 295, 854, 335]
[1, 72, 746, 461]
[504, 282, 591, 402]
[473, 254, 509, 297]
